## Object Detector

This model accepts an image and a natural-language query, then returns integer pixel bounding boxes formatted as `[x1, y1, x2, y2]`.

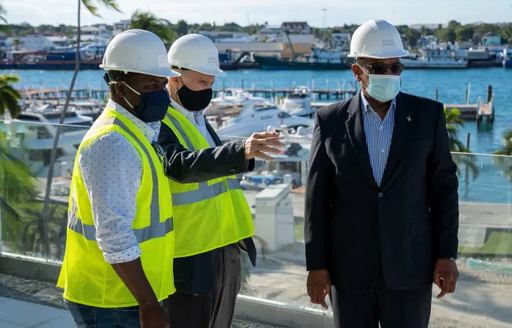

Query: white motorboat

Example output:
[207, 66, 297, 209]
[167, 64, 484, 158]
[215, 98, 313, 139]
[3, 105, 92, 176]
[281, 86, 315, 118]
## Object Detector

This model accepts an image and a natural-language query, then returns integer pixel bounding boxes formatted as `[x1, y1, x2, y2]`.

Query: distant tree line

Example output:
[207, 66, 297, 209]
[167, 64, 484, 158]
[1, 16, 512, 49]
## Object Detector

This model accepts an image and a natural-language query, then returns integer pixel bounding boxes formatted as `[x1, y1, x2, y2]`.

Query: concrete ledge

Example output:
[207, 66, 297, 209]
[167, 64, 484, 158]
[235, 295, 334, 328]
[0, 254, 335, 328]
[0, 253, 61, 283]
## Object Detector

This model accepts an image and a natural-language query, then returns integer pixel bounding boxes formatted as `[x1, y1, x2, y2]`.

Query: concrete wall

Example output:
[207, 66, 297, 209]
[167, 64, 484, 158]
[0, 254, 60, 283]
[0, 254, 332, 328]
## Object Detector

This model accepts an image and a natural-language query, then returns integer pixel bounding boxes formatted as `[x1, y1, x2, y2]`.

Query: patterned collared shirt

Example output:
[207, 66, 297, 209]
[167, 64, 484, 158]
[78, 100, 161, 264]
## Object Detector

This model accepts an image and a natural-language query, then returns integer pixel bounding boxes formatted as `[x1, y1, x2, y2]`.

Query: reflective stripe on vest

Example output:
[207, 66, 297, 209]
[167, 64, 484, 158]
[68, 118, 173, 242]
[165, 113, 194, 149]
[172, 178, 242, 206]
[164, 112, 242, 206]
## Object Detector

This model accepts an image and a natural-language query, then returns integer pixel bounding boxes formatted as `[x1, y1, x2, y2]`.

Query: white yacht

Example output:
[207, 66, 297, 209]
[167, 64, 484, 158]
[204, 89, 257, 120]
[281, 86, 315, 118]
[4, 106, 92, 176]
[214, 98, 313, 139]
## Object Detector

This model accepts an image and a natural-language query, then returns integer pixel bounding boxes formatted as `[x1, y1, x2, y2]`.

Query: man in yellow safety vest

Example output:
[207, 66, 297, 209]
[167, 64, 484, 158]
[57, 29, 179, 328]
[158, 34, 282, 328]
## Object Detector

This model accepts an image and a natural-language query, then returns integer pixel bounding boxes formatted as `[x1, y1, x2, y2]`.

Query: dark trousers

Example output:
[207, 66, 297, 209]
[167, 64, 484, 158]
[330, 275, 432, 328]
[165, 244, 241, 328]
[65, 300, 140, 328]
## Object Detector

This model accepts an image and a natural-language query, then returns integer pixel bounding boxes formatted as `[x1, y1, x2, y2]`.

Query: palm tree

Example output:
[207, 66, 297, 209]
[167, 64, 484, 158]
[0, 133, 38, 252]
[0, 74, 38, 252]
[494, 129, 512, 180]
[495, 129, 512, 156]
[444, 108, 479, 187]
[130, 10, 177, 47]
[41, 0, 120, 257]
[445, 107, 468, 152]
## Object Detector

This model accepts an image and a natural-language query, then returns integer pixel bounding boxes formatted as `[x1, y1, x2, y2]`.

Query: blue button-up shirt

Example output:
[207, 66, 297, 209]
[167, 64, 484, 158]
[361, 93, 396, 186]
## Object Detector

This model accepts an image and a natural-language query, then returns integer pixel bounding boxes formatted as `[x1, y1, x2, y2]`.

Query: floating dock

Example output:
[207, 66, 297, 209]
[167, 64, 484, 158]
[442, 85, 494, 127]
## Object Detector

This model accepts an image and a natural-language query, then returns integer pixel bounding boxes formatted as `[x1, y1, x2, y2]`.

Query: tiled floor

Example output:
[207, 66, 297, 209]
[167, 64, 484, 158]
[0, 296, 74, 328]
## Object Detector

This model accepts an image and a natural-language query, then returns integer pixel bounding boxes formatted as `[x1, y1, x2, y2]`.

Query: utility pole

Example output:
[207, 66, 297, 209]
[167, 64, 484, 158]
[321, 8, 327, 42]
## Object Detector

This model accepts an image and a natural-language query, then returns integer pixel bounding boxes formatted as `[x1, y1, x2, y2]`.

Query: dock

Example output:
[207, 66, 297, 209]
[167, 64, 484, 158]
[442, 85, 494, 127]
[213, 88, 356, 101]
[23, 88, 110, 101]
[23, 87, 357, 102]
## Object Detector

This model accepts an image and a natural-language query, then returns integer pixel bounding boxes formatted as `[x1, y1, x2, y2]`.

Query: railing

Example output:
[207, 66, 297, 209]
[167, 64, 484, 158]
[1, 120, 511, 327]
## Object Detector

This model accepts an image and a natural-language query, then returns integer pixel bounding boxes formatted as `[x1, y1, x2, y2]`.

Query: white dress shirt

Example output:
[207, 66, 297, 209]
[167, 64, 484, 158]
[171, 99, 216, 147]
[360, 93, 396, 186]
[79, 99, 161, 264]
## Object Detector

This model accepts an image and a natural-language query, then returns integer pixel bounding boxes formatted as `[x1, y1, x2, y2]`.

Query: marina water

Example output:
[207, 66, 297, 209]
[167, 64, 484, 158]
[3, 67, 512, 203]
[6, 67, 511, 154]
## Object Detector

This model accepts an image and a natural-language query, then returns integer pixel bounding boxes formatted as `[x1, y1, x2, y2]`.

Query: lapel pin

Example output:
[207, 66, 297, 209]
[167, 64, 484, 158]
[406, 115, 412, 122]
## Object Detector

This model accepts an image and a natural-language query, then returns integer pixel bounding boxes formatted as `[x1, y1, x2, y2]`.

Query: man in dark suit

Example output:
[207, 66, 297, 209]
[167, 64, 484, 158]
[305, 20, 459, 328]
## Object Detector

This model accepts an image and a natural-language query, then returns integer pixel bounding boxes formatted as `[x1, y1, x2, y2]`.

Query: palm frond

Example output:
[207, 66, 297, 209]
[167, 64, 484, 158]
[82, 0, 121, 17]
[0, 4, 7, 24]
[81, 0, 99, 16]
[0, 74, 21, 117]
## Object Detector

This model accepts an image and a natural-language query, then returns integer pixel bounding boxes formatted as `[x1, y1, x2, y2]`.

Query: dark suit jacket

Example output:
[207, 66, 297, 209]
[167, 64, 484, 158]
[305, 91, 459, 291]
[158, 116, 256, 294]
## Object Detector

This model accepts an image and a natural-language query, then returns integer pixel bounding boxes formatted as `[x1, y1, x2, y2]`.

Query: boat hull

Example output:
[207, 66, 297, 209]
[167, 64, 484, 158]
[254, 56, 350, 70]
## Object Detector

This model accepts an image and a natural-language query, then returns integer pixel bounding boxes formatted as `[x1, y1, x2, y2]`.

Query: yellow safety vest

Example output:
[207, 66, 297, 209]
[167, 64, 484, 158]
[57, 107, 175, 308]
[162, 106, 253, 258]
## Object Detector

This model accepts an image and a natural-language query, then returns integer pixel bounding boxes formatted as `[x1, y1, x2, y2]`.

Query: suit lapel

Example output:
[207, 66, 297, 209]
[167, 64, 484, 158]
[345, 92, 378, 189]
[381, 92, 413, 188]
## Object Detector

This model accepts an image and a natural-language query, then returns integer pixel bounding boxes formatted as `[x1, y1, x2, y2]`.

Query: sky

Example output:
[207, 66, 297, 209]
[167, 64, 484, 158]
[3, 0, 512, 27]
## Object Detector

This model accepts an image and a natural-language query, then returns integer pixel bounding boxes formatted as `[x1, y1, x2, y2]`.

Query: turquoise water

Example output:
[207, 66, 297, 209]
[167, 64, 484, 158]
[2, 67, 512, 203]
[2, 67, 512, 154]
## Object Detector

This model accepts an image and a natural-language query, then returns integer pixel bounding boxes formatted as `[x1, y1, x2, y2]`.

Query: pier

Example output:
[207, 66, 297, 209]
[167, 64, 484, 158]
[23, 87, 357, 102]
[22, 86, 494, 126]
[214, 88, 357, 101]
[24, 88, 110, 101]
[442, 85, 494, 127]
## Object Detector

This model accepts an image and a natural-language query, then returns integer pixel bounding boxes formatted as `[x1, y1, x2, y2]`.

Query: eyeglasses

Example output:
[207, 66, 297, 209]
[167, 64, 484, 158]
[357, 62, 404, 75]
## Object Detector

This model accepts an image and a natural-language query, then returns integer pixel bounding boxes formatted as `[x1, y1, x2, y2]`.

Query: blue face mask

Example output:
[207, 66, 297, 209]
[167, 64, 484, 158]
[119, 81, 171, 123]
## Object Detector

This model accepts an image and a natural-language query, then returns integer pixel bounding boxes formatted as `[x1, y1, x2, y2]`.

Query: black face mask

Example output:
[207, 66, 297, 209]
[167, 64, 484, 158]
[177, 83, 213, 112]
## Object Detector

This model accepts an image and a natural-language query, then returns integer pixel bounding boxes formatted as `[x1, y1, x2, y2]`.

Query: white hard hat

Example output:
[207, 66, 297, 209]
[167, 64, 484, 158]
[348, 20, 409, 59]
[168, 34, 225, 77]
[100, 29, 180, 78]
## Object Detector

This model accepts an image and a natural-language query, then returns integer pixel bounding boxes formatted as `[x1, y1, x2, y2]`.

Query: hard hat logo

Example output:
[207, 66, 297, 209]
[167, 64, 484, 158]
[158, 55, 170, 68]
[348, 20, 409, 59]
[382, 39, 396, 46]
